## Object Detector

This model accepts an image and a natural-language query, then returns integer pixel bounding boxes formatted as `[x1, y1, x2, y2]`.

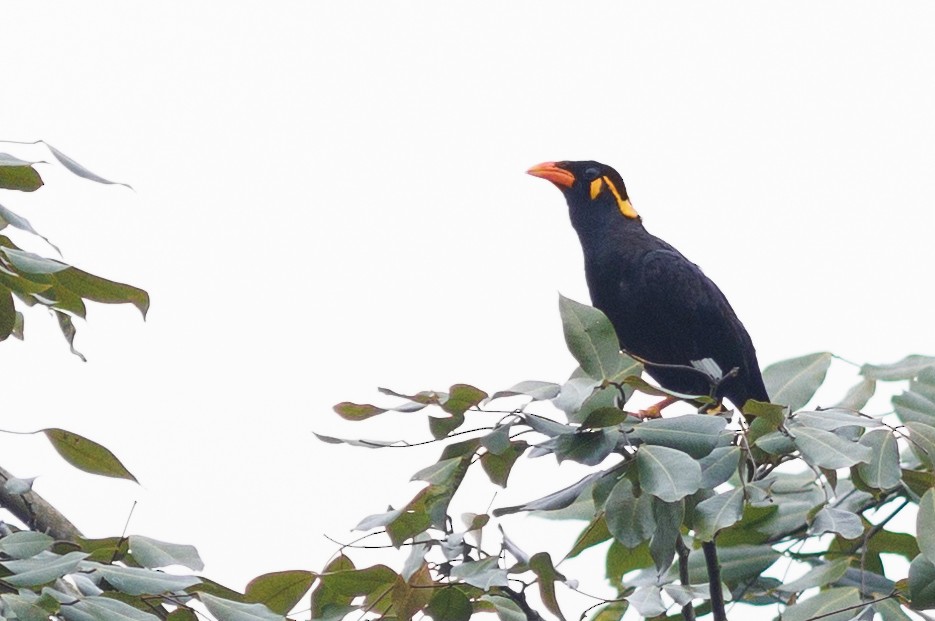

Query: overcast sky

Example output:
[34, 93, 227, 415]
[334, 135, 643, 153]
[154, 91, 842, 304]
[2, 0, 934, 610]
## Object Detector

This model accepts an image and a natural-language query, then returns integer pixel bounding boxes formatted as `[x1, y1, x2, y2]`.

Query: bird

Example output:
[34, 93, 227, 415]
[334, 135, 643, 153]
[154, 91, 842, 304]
[527, 160, 769, 416]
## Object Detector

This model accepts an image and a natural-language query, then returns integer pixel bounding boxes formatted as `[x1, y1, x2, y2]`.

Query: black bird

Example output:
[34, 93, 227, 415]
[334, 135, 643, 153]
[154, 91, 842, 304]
[527, 160, 769, 415]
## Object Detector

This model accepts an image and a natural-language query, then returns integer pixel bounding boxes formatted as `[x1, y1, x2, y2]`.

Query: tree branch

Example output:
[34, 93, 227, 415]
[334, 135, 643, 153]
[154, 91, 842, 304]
[0, 464, 83, 542]
[675, 536, 696, 621]
[702, 541, 727, 621]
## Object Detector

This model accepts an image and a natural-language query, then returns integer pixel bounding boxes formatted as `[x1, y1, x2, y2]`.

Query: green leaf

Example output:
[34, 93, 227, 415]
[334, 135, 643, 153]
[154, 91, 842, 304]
[862, 355, 935, 381]
[38, 141, 131, 187]
[604, 478, 655, 548]
[1, 594, 55, 621]
[550, 429, 617, 466]
[477, 594, 526, 621]
[686, 544, 780, 584]
[53, 310, 86, 361]
[649, 499, 682, 571]
[834, 379, 876, 411]
[310, 555, 354, 619]
[42, 428, 138, 482]
[1, 551, 88, 587]
[411, 456, 464, 486]
[743, 400, 786, 427]
[91, 563, 201, 595]
[128, 535, 203, 571]
[698, 446, 741, 488]
[199, 592, 283, 621]
[894, 391, 935, 426]
[694, 487, 744, 541]
[487, 380, 560, 402]
[442, 384, 487, 416]
[529, 553, 566, 621]
[0, 203, 59, 252]
[588, 600, 628, 621]
[450, 557, 508, 589]
[912, 368, 935, 402]
[781, 587, 861, 621]
[775, 558, 851, 593]
[53, 267, 149, 318]
[480, 440, 526, 487]
[1, 285, 17, 341]
[0, 531, 54, 559]
[65, 596, 161, 621]
[1, 247, 67, 274]
[0, 155, 43, 191]
[790, 424, 872, 469]
[630, 414, 726, 458]
[580, 407, 631, 429]
[856, 429, 901, 490]
[809, 507, 864, 539]
[918, 489, 935, 565]
[425, 588, 471, 621]
[428, 412, 465, 439]
[905, 422, 935, 469]
[481, 425, 511, 455]
[790, 408, 882, 431]
[909, 554, 935, 609]
[245, 570, 316, 615]
[493, 472, 600, 516]
[566, 514, 612, 559]
[332, 402, 386, 421]
[606, 540, 653, 583]
[628, 586, 666, 618]
[637, 445, 702, 502]
[762, 352, 832, 411]
[559, 294, 623, 381]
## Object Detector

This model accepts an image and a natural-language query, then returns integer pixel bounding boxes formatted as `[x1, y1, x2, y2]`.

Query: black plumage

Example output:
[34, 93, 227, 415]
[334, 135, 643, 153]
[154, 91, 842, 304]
[528, 160, 769, 412]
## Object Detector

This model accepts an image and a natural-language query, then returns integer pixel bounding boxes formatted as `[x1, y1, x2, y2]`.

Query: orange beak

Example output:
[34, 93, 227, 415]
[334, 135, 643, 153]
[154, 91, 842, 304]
[526, 162, 575, 188]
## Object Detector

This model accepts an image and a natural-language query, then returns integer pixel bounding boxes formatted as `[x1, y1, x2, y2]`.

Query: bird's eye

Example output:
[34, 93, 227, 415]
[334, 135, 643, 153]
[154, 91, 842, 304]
[583, 167, 601, 181]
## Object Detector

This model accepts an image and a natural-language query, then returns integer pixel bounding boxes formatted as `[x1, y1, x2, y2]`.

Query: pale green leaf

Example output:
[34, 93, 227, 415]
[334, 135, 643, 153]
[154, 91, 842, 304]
[790, 425, 872, 469]
[1, 551, 89, 587]
[699, 446, 741, 488]
[90, 564, 201, 595]
[775, 558, 851, 593]
[199, 592, 284, 621]
[559, 294, 622, 381]
[637, 445, 702, 502]
[129, 535, 204, 571]
[909, 554, 935, 610]
[918, 489, 935, 565]
[763, 352, 832, 411]
[781, 587, 861, 621]
[833, 379, 876, 411]
[694, 487, 744, 541]
[604, 478, 654, 547]
[809, 507, 864, 539]
[862, 355, 935, 381]
[0, 531, 54, 559]
[856, 429, 901, 490]
[630, 414, 725, 458]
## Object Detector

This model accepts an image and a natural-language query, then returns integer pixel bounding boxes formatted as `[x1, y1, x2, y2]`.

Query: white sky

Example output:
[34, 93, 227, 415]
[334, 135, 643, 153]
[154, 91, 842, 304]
[2, 0, 934, 614]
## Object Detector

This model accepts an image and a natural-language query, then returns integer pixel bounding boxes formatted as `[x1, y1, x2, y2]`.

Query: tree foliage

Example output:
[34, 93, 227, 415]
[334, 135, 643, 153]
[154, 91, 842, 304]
[0, 141, 301, 621]
[316, 297, 935, 621]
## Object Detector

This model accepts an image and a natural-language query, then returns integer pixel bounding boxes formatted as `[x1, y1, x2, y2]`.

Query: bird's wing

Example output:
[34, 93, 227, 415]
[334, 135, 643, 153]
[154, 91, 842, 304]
[625, 248, 754, 371]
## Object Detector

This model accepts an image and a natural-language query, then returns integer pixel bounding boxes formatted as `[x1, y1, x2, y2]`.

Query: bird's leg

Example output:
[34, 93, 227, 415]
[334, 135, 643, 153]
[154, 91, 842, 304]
[636, 396, 678, 419]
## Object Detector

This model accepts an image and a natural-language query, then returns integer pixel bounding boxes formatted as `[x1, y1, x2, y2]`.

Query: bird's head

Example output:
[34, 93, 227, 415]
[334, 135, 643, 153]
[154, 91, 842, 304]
[526, 160, 640, 221]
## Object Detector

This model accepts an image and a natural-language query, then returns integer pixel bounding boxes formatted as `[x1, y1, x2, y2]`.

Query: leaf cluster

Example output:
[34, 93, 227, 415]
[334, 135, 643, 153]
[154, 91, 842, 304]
[316, 296, 935, 621]
[0, 141, 148, 358]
